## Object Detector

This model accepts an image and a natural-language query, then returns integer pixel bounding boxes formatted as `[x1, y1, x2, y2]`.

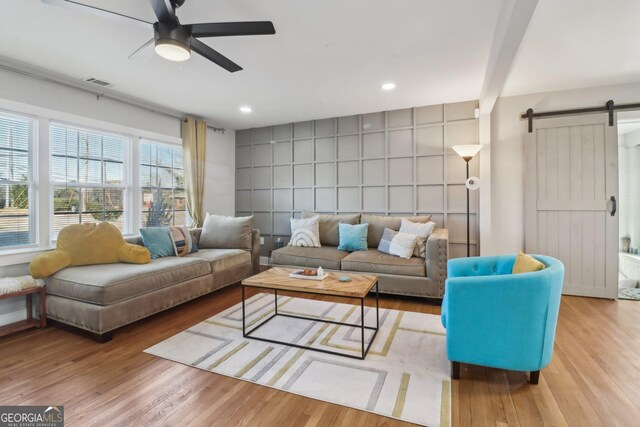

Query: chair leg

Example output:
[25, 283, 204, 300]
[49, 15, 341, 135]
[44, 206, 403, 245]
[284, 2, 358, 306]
[529, 370, 540, 384]
[451, 361, 460, 380]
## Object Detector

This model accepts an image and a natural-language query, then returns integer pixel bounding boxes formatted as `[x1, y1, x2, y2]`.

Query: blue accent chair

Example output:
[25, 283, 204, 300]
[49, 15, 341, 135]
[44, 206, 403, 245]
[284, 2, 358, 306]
[441, 254, 564, 384]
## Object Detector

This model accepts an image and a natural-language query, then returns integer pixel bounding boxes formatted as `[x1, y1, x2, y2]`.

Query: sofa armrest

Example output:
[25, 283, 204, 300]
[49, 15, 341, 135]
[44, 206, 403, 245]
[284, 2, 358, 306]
[251, 229, 260, 274]
[426, 228, 448, 297]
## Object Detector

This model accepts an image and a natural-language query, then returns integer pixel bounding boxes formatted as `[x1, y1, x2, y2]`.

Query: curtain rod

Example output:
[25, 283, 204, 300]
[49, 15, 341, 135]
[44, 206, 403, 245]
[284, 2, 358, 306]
[521, 100, 640, 132]
[0, 62, 225, 133]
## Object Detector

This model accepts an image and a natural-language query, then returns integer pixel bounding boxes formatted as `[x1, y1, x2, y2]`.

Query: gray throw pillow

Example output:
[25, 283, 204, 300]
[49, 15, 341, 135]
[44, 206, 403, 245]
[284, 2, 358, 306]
[199, 213, 253, 250]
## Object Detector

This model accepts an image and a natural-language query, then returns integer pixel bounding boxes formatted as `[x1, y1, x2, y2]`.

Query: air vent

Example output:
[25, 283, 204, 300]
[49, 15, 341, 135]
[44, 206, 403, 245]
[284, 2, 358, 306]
[83, 77, 112, 87]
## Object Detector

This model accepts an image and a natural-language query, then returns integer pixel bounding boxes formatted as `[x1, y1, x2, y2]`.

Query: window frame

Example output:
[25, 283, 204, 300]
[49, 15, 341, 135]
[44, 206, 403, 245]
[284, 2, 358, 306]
[0, 109, 38, 250]
[49, 121, 131, 238]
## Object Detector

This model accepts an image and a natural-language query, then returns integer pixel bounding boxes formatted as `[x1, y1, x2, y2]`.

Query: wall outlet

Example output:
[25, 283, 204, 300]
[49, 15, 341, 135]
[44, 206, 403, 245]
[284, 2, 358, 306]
[260, 237, 265, 245]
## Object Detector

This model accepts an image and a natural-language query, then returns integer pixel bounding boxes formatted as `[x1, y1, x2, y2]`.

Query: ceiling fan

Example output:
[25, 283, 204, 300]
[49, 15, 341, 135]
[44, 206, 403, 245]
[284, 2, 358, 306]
[41, 0, 276, 72]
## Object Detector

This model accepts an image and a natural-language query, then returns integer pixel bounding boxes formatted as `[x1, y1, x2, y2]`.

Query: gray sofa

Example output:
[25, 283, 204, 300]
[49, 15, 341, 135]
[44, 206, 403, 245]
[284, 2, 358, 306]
[44, 228, 260, 342]
[271, 212, 449, 298]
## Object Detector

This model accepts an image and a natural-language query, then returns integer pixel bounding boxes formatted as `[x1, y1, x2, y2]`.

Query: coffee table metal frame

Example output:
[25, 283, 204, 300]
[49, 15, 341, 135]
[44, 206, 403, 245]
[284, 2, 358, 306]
[241, 281, 379, 360]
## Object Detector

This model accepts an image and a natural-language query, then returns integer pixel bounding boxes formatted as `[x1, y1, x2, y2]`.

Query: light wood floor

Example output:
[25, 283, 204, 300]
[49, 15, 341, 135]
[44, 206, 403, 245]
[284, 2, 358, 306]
[0, 285, 639, 427]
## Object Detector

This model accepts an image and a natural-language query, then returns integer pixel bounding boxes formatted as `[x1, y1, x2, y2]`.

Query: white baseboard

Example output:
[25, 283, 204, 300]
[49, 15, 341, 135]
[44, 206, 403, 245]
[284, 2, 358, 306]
[260, 256, 270, 266]
[0, 309, 27, 327]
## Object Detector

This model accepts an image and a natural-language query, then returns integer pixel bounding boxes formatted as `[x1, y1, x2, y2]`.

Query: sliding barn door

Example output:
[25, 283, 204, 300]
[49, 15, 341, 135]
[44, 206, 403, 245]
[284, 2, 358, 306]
[525, 114, 618, 298]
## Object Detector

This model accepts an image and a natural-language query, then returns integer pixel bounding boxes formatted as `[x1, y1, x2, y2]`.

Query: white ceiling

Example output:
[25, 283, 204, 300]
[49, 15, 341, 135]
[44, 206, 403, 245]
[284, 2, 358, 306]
[0, 0, 501, 129]
[502, 0, 640, 96]
[3, 1, 640, 130]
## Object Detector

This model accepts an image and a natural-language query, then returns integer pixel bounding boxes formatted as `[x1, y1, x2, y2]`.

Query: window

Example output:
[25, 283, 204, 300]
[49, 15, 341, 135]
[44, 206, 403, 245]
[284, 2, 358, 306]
[50, 124, 127, 235]
[0, 112, 35, 248]
[140, 140, 185, 227]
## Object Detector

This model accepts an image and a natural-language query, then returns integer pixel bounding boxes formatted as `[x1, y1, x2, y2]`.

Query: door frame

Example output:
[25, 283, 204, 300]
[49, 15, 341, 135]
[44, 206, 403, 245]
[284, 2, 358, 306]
[524, 113, 619, 299]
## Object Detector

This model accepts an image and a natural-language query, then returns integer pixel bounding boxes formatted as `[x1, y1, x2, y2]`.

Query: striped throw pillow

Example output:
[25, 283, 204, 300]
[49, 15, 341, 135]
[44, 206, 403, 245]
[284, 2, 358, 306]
[169, 225, 198, 256]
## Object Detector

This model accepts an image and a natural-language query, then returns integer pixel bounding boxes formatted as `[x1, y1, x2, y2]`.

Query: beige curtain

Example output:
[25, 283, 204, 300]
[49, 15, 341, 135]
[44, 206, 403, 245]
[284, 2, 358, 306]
[182, 117, 207, 227]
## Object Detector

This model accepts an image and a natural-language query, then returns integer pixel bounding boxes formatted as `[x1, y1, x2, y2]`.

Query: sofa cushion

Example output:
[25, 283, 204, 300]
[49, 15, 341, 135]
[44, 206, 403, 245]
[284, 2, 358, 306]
[185, 249, 251, 273]
[46, 257, 211, 306]
[200, 213, 254, 250]
[302, 211, 360, 246]
[341, 249, 426, 277]
[271, 246, 350, 270]
[361, 214, 432, 248]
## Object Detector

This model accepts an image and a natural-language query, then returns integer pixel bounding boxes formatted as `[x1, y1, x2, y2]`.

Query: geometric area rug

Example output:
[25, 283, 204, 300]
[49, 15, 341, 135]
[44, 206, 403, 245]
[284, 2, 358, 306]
[145, 293, 451, 426]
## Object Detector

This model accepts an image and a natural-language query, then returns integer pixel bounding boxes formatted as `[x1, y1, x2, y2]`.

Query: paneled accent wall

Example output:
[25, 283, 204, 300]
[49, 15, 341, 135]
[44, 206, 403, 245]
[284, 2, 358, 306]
[235, 101, 480, 258]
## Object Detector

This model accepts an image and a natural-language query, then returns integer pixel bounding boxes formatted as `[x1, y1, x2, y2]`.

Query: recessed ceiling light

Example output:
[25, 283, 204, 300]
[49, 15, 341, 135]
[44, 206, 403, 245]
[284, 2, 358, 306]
[240, 106, 252, 113]
[381, 82, 396, 91]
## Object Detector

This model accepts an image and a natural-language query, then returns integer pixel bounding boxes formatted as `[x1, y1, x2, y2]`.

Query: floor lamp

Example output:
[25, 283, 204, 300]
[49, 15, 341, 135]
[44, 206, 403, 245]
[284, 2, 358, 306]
[451, 145, 483, 257]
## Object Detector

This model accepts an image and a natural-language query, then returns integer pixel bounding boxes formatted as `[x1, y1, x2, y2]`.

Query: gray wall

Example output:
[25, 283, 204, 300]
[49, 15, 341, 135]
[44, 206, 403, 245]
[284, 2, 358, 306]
[235, 101, 480, 258]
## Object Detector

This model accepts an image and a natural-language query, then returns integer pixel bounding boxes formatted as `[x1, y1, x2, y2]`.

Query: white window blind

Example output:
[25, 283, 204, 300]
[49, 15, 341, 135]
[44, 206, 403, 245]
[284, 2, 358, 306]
[0, 112, 35, 248]
[50, 123, 128, 235]
[140, 140, 185, 227]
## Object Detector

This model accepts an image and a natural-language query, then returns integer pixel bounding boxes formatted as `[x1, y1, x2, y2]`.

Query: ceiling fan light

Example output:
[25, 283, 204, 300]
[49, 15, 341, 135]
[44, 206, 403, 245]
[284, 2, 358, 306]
[153, 22, 192, 62]
[155, 39, 191, 61]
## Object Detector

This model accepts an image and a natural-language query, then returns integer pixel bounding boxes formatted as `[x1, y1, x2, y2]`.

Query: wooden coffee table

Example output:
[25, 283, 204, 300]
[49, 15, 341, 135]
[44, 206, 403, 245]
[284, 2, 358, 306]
[241, 267, 379, 360]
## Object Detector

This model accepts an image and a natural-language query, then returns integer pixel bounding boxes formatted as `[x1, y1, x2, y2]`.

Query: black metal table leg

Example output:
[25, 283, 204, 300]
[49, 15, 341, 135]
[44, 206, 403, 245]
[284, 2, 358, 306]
[376, 281, 379, 329]
[360, 297, 365, 359]
[275, 289, 278, 314]
[242, 285, 246, 337]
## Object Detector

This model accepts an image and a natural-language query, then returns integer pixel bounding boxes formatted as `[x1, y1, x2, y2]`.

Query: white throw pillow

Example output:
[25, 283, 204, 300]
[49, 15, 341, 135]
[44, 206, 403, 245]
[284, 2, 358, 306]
[389, 231, 417, 259]
[399, 218, 436, 258]
[289, 216, 321, 247]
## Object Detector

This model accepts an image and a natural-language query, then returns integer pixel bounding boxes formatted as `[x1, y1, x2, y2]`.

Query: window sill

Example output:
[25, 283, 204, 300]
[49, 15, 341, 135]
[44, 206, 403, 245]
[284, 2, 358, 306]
[0, 246, 55, 267]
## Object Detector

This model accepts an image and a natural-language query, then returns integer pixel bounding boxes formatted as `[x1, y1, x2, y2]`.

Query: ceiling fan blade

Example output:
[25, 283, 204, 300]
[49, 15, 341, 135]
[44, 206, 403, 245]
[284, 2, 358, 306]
[128, 38, 155, 62]
[148, 0, 178, 24]
[186, 21, 276, 38]
[190, 38, 242, 73]
[41, 0, 152, 28]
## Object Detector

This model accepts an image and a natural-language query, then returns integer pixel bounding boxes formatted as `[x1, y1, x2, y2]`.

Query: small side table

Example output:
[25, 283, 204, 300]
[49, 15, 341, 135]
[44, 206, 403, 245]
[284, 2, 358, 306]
[0, 285, 46, 338]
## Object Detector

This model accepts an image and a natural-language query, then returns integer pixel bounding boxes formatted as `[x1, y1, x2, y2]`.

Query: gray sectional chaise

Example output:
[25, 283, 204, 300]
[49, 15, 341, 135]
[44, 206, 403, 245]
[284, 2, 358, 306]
[271, 212, 449, 298]
[44, 229, 260, 342]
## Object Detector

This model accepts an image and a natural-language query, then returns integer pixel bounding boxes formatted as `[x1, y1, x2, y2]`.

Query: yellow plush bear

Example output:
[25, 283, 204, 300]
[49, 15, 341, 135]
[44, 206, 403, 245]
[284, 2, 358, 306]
[30, 222, 150, 278]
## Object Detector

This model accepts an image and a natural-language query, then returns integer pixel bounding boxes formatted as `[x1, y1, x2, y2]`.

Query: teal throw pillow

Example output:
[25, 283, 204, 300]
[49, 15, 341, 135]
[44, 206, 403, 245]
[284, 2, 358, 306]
[337, 223, 369, 252]
[140, 227, 175, 259]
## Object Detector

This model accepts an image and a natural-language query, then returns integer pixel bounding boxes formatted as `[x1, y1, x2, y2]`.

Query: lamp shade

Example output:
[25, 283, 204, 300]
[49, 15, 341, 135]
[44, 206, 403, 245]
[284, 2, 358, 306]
[452, 144, 483, 160]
